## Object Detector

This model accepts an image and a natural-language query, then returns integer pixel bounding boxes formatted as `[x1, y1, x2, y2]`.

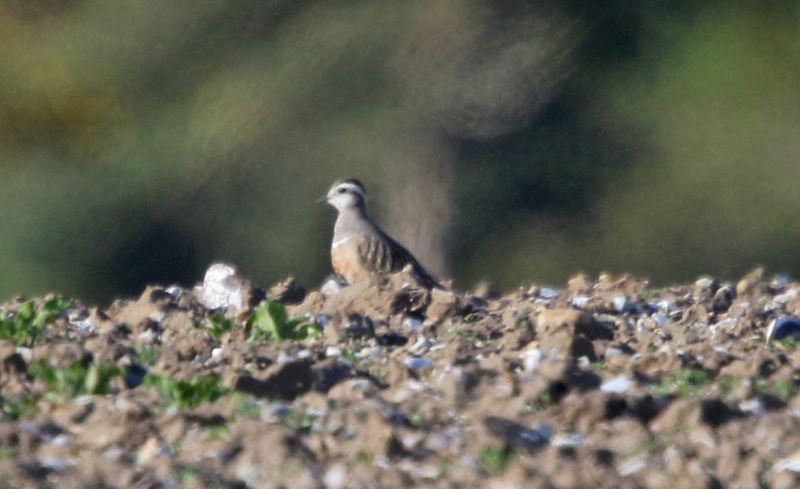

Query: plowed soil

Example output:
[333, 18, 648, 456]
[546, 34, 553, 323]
[2, 266, 800, 488]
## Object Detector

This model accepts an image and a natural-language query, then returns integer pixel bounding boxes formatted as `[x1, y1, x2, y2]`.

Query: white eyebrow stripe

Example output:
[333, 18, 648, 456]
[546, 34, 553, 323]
[337, 183, 365, 196]
[332, 236, 353, 249]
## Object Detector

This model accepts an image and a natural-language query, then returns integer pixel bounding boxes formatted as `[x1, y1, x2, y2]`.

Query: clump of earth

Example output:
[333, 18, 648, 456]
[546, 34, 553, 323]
[2, 264, 800, 488]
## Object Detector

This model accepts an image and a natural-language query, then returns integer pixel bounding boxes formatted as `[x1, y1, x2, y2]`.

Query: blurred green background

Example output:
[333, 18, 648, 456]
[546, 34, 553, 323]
[1, 0, 798, 303]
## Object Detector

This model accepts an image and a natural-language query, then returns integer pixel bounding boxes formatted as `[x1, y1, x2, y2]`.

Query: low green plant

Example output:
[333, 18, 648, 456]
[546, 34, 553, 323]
[341, 346, 358, 363]
[145, 373, 228, 409]
[28, 361, 123, 399]
[1, 394, 39, 420]
[206, 424, 230, 440]
[525, 392, 554, 412]
[655, 368, 711, 397]
[0, 447, 18, 460]
[247, 300, 321, 342]
[204, 313, 235, 339]
[409, 410, 427, 429]
[451, 325, 480, 346]
[0, 298, 72, 346]
[284, 408, 317, 431]
[177, 466, 200, 483]
[772, 378, 798, 401]
[479, 445, 514, 474]
[352, 451, 373, 467]
[774, 336, 800, 350]
[717, 374, 743, 399]
[341, 338, 366, 363]
[368, 366, 386, 384]
[12, 360, 122, 408]
[231, 393, 268, 418]
[134, 345, 161, 366]
[753, 377, 798, 402]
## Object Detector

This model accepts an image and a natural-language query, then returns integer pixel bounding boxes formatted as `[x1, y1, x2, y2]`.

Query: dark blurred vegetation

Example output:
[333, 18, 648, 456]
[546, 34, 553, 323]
[1, 0, 799, 303]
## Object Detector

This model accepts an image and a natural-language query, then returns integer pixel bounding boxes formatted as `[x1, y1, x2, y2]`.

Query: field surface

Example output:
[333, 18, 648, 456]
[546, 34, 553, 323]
[2, 266, 800, 488]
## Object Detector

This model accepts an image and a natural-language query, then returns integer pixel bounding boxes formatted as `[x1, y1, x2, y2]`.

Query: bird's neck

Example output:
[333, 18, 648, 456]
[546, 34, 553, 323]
[334, 206, 369, 237]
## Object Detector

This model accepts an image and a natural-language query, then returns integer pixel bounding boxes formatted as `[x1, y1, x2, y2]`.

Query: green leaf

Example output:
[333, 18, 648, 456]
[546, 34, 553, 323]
[15, 301, 36, 324]
[248, 301, 279, 340]
[84, 364, 122, 395]
[480, 446, 514, 474]
[0, 298, 72, 347]
[145, 373, 228, 409]
[28, 360, 122, 400]
[247, 300, 320, 342]
[654, 368, 711, 397]
[135, 345, 161, 366]
[205, 313, 235, 339]
[1, 394, 39, 420]
[33, 298, 72, 329]
[295, 320, 323, 340]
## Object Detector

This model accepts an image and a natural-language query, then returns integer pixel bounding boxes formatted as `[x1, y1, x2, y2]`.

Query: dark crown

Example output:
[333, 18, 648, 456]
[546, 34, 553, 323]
[334, 178, 366, 194]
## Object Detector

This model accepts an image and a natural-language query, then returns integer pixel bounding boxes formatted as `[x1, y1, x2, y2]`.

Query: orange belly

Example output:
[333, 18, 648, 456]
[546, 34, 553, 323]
[331, 246, 369, 284]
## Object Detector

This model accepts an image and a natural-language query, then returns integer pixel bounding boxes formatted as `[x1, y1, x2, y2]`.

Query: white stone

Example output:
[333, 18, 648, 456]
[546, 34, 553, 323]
[198, 262, 243, 310]
[601, 376, 633, 394]
[323, 464, 347, 489]
[617, 456, 647, 476]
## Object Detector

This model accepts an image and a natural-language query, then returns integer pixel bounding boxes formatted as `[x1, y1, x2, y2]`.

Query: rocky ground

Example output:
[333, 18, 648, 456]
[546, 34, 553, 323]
[2, 264, 800, 488]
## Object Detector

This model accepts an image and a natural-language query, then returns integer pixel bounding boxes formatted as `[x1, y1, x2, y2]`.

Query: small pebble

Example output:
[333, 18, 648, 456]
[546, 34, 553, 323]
[40, 458, 75, 472]
[521, 348, 543, 371]
[612, 296, 637, 314]
[617, 456, 647, 476]
[276, 351, 294, 364]
[165, 285, 183, 299]
[601, 376, 633, 394]
[408, 337, 433, 355]
[323, 464, 347, 489]
[551, 432, 584, 448]
[538, 287, 561, 300]
[738, 399, 765, 415]
[403, 317, 423, 332]
[404, 357, 433, 372]
[570, 295, 590, 308]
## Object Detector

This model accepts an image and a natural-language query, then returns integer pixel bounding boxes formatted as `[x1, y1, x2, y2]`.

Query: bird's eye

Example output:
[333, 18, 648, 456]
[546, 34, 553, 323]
[338, 188, 347, 193]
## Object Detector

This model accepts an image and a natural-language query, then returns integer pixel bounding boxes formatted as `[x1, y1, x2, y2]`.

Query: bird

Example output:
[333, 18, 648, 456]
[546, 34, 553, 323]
[318, 178, 439, 288]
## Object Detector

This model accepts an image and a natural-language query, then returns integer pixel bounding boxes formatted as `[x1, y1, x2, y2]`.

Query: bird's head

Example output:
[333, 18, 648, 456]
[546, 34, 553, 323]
[318, 178, 367, 211]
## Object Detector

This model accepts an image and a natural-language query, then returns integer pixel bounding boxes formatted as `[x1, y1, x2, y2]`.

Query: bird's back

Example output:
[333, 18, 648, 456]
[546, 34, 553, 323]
[332, 208, 439, 288]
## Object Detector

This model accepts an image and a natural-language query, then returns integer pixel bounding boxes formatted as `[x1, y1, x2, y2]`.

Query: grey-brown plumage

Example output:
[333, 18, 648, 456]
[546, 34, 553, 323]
[319, 178, 439, 288]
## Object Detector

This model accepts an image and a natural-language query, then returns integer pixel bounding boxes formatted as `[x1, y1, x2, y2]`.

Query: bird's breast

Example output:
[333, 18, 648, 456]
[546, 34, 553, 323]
[331, 239, 369, 284]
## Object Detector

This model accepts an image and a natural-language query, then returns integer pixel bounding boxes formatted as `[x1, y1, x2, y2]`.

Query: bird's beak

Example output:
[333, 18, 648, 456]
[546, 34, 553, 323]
[315, 195, 328, 205]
